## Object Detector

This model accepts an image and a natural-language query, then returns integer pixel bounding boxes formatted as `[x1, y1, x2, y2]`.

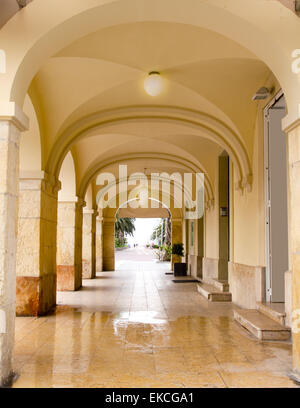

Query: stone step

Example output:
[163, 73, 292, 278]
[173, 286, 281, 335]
[234, 309, 291, 341]
[257, 302, 286, 326]
[211, 279, 230, 293]
[197, 283, 232, 302]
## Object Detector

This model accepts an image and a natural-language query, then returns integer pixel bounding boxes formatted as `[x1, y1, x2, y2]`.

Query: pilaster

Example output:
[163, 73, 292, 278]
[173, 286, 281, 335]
[16, 172, 60, 315]
[0, 102, 28, 385]
[82, 209, 96, 279]
[56, 197, 85, 291]
[102, 217, 115, 271]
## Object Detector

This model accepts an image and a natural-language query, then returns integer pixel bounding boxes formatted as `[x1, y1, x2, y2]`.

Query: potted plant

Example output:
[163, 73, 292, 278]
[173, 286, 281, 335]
[172, 243, 187, 276]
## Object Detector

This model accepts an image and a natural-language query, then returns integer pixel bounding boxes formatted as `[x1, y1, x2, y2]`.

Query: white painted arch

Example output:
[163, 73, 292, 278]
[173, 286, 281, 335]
[1, 0, 300, 126]
[79, 152, 214, 206]
[46, 106, 251, 192]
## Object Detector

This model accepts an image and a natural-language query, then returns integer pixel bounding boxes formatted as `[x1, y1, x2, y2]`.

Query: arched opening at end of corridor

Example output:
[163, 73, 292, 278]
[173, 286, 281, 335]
[114, 203, 172, 272]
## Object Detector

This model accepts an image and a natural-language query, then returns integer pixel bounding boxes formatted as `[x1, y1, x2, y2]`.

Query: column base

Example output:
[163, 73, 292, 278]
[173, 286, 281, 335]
[188, 255, 203, 279]
[218, 258, 229, 281]
[16, 275, 56, 316]
[288, 371, 300, 385]
[228, 262, 265, 309]
[57, 265, 82, 291]
[171, 255, 181, 271]
[103, 258, 115, 271]
[202, 257, 218, 281]
[82, 261, 95, 279]
[0, 371, 18, 388]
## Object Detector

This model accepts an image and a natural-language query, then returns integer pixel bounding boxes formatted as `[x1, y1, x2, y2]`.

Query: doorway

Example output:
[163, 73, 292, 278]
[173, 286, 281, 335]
[264, 92, 289, 302]
[114, 216, 172, 270]
[219, 152, 230, 281]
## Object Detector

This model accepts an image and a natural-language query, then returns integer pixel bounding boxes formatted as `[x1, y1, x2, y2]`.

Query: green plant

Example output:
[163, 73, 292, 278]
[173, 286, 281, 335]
[172, 243, 184, 257]
[153, 249, 162, 261]
[153, 244, 172, 262]
[162, 244, 172, 261]
[150, 218, 171, 246]
[115, 237, 127, 248]
[115, 216, 135, 247]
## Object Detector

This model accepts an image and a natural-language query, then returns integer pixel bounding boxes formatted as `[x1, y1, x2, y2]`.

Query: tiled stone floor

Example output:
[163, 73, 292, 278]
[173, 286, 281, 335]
[13, 248, 299, 388]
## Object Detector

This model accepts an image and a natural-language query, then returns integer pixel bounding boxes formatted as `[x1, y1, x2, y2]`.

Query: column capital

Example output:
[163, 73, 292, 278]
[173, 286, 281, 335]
[234, 174, 253, 194]
[58, 196, 86, 208]
[76, 197, 86, 209]
[47, 173, 61, 194]
[172, 218, 183, 224]
[103, 217, 115, 224]
[19, 171, 44, 190]
[0, 102, 29, 131]
[19, 171, 61, 195]
[83, 208, 97, 215]
[20, 171, 46, 180]
[93, 207, 99, 218]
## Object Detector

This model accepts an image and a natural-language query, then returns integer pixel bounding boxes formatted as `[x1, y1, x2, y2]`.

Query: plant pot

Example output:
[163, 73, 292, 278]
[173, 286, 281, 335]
[173, 262, 187, 276]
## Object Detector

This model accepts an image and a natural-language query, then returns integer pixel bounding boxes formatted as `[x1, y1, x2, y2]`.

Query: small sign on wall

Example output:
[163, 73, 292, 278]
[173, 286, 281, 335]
[220, 207, 228, 217]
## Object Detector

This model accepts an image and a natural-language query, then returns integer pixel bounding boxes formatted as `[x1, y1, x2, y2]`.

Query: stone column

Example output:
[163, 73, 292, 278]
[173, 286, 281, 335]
[0, 103, 28, 386]
[96, 215, 103, 273]
[188, 217, 204, 278]
[197, 217, 204, 277]
[82, 209, 96, 279]
[171, 218, 183, 269]
[102, 217, 115, 271]
[185, 219, 190, 264]
[56, 198, 85, 291]
[287, 121, 300, 379]
[16, 172, 60, 316]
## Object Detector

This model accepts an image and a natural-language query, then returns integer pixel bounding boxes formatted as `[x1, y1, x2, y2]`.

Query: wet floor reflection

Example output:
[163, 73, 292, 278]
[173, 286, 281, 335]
[13, 260, 298, 388]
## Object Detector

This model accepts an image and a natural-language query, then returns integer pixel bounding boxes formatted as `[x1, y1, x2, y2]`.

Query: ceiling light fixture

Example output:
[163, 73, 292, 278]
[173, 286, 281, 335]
[144, 72, 163, 96]
[252, 87, 270, 101]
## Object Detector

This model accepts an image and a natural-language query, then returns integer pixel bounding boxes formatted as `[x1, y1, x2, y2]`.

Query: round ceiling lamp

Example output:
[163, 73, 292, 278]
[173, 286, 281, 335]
[144, 72, 163, 96]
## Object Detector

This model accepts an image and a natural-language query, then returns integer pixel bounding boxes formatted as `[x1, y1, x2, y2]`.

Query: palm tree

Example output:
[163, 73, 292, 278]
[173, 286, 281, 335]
[115, 217, 135, 246]
[165, 218, 171, 246]
[151, 218, 171, 246]
[151, 223, 162, 243]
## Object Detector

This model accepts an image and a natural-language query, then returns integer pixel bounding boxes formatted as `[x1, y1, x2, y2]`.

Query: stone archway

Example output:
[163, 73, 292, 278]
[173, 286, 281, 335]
[2, 0, 300, 385]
